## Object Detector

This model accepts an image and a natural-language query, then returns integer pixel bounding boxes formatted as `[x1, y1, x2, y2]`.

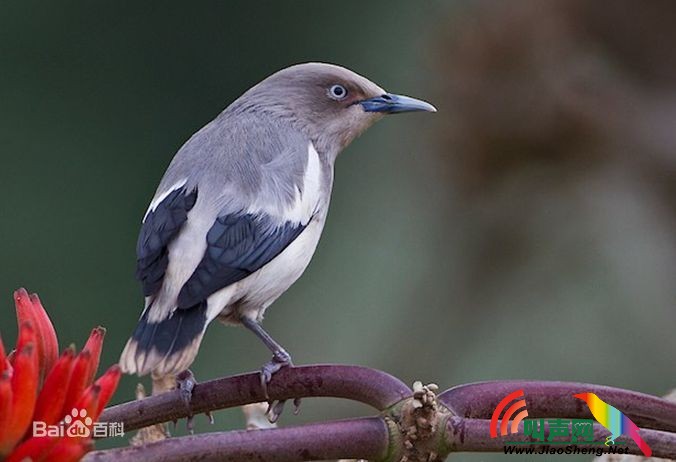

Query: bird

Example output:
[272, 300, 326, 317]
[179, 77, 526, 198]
[119, 62, 436, 395]
[573, 392, 652, 457]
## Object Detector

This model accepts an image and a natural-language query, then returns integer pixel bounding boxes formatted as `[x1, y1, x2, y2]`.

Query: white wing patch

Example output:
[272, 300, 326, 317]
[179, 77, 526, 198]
[246, 142, 322, 224]
[284, 143, 322, 225]
[142, 178, 188, 222]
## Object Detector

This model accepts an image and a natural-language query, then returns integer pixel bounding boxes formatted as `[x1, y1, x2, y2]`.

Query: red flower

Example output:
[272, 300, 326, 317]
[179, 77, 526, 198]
[0, 289, 121, 462]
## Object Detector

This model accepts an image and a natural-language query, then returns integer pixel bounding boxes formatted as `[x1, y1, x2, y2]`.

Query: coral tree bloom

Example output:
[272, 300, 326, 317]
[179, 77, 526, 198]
[0, 289, 120, 462]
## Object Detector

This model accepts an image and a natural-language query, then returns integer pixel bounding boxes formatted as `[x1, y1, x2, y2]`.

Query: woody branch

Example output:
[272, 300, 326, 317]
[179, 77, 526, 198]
[87, 365, 676, 461]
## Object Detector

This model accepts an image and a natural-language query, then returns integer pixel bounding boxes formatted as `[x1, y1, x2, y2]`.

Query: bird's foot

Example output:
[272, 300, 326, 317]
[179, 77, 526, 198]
[259, 349, 293, 397]
[176, 369, 197, 433]
[259, 350, 299, 423]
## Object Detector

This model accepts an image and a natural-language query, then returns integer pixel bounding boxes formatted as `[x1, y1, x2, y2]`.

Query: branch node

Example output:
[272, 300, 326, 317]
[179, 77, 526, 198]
[384, 381, 452, 462]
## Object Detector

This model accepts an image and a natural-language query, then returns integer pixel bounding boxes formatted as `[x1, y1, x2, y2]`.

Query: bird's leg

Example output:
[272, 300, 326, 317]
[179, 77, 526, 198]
[240, 317, 302, 422]
[240, 317, 293, 396]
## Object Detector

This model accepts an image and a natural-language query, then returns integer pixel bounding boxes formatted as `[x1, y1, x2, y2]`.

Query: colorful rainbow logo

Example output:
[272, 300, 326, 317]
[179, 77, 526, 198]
[573, 392, 652, 457]
[490, 389, 529, 438]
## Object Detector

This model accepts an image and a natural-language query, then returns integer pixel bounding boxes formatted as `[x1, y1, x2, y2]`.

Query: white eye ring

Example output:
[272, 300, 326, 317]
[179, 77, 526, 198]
[328, 84, 348, 100]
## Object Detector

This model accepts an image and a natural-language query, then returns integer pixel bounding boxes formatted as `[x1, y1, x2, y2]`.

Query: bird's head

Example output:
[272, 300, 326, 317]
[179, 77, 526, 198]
[574, 392, 592, 403]
[234, 62, 436, 156]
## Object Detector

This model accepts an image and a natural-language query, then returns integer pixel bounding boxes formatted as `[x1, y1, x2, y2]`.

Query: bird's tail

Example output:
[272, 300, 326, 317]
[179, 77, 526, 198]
[627, 420, 652, 457]
[119, 303, 209, 377]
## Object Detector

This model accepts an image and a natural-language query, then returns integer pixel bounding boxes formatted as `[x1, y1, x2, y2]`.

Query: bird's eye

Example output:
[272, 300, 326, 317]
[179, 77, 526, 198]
[328, 84, 348, 100]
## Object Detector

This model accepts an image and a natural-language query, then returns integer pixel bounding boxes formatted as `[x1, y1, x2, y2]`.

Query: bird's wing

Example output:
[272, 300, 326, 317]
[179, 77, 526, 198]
[137, 114, 321, 311]
[135, 181, 197, 297]
[176, 212, 308, 309]
[123, 115, 322, 376]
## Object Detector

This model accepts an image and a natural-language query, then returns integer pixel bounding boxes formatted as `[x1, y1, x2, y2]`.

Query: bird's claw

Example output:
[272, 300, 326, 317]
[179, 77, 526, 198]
[265, 400, 286, 423]
[263, 395, 302, 424]
[259, 350, 292, 399]
[293, 397, 302, 415]
[257, 350, 297, 423]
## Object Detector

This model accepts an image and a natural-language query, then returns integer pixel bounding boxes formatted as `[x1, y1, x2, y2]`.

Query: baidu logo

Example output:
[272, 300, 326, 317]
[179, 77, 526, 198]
[33, 408, 124, 438]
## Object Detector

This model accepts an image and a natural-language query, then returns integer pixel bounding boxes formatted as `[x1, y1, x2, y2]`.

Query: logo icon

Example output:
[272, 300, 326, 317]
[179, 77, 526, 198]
[32, 408, 124, 439]
[490, 389, 529, 438]
[64, 408, 93, 438]
[573, 393, 652, 457]
[488, 389, 647, 456]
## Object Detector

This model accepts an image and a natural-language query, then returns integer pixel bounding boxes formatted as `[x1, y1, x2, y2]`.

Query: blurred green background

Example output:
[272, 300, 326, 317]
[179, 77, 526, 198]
[1, 0, 674, 459]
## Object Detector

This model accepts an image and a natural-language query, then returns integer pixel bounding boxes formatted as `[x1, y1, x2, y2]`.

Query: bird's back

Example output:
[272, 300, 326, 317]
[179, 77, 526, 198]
[157, 110, 312, 214]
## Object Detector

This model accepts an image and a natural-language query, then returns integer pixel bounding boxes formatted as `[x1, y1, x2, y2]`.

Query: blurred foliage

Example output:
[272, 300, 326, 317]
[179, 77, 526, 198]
[0, 0, 674, 459]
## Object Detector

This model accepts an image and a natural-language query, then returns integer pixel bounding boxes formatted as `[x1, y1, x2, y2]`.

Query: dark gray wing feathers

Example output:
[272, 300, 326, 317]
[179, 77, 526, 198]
[135, 186, 198, 296]
[177, 213, 306, 309]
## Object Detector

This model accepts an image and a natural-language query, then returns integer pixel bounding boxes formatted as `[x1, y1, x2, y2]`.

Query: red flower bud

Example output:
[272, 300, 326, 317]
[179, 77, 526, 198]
[29, 293, 59, 378]
[14, 289, 59, 383]
[34, 347, 76, 426]
[2, 290, 119, 461]
[73, 384, 101, 425]
[82, 326, 106, 386]
[1, 339, 38, 454]
[0, 371, 13, 452]
[13, 320, 36, 359]
[61, 350, 92, 420]
[92, 365, 122, 419]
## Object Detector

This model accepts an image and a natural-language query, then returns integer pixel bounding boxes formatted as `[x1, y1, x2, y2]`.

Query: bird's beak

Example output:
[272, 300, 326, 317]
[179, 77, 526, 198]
[359, 93, 437, 114]
[573, 393, 586, 400]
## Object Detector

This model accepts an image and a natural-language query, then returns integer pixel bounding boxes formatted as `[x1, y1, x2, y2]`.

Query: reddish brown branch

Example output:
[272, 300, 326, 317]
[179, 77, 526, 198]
[100, 365, 411, 431]
[93, 367, 676, 461]
[84, 417, 389, 462]
[439, 381, 676, 432]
